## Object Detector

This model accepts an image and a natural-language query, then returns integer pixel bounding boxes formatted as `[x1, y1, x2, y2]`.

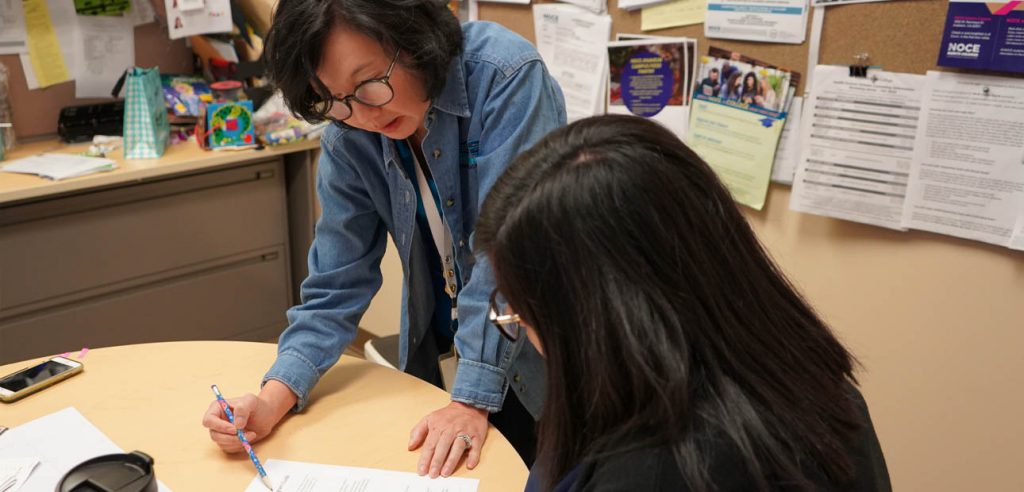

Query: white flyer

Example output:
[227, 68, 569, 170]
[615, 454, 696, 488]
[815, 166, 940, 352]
[619, 0, 671, 10]
[164, 0, 232, 40]
[532, 3, 612, 122]
[74, 16, 135, 99]
[125, 0, 156, 26]
[705, 0, 808, 44]
[244, 460, 478, 492]
[790, 65, 925, 230]
[770, 95, 804, 184]
[1011, 212, 1024, 251]
[557, 0, 606, 14]
[811, 0, 890, 5]
[0, 0, 28, 55]
[901, 71, 1024, 247]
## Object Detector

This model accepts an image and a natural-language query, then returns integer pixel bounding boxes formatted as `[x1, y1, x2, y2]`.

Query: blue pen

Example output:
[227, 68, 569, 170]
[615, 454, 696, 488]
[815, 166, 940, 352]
[211, 384, 274, 490]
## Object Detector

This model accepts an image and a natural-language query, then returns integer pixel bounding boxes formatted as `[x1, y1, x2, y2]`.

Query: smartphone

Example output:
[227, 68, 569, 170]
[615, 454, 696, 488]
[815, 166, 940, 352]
[0, 356, 83, 403]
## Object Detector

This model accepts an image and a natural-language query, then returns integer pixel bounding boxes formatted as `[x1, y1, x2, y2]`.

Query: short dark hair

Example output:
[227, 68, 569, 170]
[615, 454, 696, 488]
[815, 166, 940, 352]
[477, 115, 862, 491]
[710, 67, 719, 73]
[264, 0, 463, 123]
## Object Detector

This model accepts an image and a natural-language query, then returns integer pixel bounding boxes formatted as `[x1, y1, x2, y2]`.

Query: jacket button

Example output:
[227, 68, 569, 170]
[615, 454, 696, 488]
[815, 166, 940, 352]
[405, 191, 411, 203]
[519, 385, 527, 393]
[458, 240, 465, 248]
[513, 374, 521, 383]
[433, 149, 442, 159]
[446, 198, 455, 207]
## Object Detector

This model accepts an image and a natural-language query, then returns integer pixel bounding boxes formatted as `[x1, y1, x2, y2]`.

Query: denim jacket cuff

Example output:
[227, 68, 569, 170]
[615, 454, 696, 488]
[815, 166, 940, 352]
[262, 350, 320, 412]
[450, 359, 508, 413]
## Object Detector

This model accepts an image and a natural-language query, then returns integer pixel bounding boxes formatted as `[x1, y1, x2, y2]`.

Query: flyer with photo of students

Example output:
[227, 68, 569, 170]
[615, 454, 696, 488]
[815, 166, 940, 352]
[686, 55, 791, 210]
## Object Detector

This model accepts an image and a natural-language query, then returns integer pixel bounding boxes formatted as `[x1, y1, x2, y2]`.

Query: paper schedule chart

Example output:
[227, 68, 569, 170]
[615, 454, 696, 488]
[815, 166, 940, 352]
[790, 66, 925, 230]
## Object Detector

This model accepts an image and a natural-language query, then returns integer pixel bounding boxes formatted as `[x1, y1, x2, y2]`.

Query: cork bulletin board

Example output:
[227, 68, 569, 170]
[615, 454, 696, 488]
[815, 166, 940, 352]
[1, 23, 192, 140]
[477, 0, 1023, 97]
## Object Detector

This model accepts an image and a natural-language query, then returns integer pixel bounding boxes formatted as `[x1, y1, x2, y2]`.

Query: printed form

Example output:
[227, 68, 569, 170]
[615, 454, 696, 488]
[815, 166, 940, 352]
[901, 71, 1024, 247]
[790, 65, 924, 230]
[244, 460, 478, 492]
[533, 3, 612, 122]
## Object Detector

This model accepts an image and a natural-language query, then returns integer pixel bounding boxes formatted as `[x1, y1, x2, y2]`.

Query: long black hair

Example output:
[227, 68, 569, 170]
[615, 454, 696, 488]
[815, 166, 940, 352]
[476, 115, 863, 491]
[263, 0, 462, 123]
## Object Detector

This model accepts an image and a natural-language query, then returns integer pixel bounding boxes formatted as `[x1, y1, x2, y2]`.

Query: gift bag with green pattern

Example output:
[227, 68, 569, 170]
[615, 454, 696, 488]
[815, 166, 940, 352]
[123, 67, 169, 159]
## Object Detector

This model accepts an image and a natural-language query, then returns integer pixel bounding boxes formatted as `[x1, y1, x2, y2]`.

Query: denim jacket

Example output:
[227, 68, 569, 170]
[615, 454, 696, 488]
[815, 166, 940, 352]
[264, 22, 566, 417]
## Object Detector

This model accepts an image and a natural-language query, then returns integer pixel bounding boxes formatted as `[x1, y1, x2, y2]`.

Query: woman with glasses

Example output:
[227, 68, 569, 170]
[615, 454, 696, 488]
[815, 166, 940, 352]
[201, 0, 566, 478]
[476, 115, 891, 491]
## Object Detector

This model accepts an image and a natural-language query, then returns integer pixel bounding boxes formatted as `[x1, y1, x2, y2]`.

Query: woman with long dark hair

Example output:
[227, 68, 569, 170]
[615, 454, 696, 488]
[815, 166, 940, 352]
[476, 115, 891, 491]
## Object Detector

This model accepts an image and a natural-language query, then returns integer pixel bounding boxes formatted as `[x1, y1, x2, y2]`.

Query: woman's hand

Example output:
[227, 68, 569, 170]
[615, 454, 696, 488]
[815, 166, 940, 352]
[409, 401, 490, 478]
[201, 380, 297, 453]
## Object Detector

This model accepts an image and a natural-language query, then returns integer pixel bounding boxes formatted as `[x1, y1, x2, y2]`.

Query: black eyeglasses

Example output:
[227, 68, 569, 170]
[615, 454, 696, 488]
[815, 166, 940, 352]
[315, 48, 400, 121]
[488, 290, 522, 342]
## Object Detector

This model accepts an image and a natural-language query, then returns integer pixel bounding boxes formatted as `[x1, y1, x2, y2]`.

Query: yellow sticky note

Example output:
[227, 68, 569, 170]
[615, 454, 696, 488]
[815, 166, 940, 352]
[22, 0, 70, 88]
[642, 0, 706, 31]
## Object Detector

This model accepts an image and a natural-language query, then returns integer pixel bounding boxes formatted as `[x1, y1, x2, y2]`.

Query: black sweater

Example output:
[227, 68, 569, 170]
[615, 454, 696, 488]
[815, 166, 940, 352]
[569, 386, 891, 492]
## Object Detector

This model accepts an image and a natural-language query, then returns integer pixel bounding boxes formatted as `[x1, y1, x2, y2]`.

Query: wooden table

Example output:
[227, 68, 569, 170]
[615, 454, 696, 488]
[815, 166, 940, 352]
[0, 341, 529, 491]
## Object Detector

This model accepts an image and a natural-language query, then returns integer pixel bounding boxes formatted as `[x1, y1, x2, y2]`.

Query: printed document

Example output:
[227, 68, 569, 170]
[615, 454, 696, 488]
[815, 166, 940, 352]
[244, 460, 478, 492]
[0, 0, 28, 55]
[771, 96, 804, 184]
[74, 16, 135, 98]
[705, 0, 808, 44]
[790, 65, 925, 230]
[533, 3, 611, 122]
[901, 71, 1024, 246]
[1010, 211, 1024, 251]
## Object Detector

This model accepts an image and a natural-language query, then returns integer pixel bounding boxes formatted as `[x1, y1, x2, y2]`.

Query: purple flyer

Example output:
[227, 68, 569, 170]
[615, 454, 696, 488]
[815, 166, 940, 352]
[937, 0, 1024, 73]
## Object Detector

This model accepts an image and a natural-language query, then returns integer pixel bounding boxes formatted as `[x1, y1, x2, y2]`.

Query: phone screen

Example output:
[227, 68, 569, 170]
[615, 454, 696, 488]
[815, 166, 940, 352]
[0, 360, 75, 392]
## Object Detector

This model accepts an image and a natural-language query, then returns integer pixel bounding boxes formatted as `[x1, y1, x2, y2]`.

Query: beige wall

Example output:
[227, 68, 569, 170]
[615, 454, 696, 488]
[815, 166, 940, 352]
[359, 184, 1024, 491]
[749, 186, 1024, 492]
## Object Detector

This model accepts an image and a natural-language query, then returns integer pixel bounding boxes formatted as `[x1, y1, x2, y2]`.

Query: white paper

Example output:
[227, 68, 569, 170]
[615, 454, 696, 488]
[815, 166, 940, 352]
[558, 0, 606, 14]
[1, 153, 117, 180]
[178, 0, 204, 11]
[0, 458, 39, 492]
[901, 71, 1024, 247]
[165, 0, 232, 40]
[771, 96, 804, 184]
[0, 408, 171, 491]
[619, 0, 671, 10]
[532, 3, 611, 122]
[74, 16, 134, 99]
[811, 0, 889, 5]
[1010, 212, 1024, 251]
[245, 460, 478, 492]
[477, 0, 529, 4]
[705, 0, 808, 44]
[19, 54, 38, 90]
[206, 37, 238, 62]
[0, 0, 28, 55]
[126, 0, 156, 26]
[790, 66, 925, 230]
